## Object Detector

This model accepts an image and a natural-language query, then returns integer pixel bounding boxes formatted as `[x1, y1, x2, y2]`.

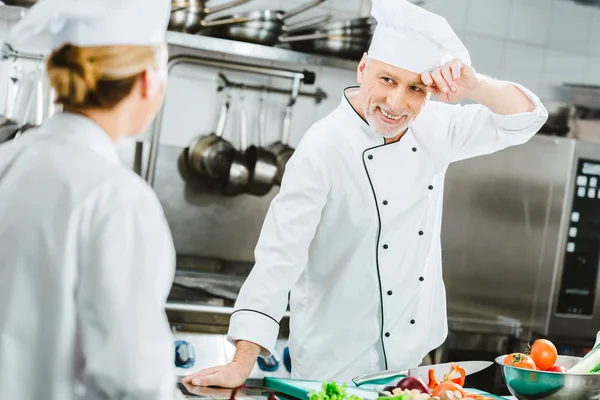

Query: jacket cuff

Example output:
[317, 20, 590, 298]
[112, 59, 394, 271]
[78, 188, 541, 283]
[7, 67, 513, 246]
[490, 82, 548, 131]
[226, 309, 280, 358]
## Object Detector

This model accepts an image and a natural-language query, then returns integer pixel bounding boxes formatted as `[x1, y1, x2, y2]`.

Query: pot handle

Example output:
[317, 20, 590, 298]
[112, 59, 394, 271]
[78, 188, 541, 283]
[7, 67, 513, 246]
[284, 14, 332, 34]
[279, 32, 347, 43]
[281, 0, 327, 21]
[201, 15, 252, 27]
[205, 0, 250, 15]
[239, 88, 248, 150]
[258, 88, 267, 147]
[4, 62, 20, 120]
[215, 88, 232, 137]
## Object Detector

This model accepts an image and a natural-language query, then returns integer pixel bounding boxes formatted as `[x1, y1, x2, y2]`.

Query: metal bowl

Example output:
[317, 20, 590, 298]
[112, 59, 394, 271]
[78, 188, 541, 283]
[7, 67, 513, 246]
[495, 355, 600, 400]
[1, 0, 38, 6]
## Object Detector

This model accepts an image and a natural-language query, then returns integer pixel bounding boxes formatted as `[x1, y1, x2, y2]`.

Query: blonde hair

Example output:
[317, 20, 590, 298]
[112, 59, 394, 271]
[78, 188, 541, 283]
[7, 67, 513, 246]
[46, 44, 163, 109]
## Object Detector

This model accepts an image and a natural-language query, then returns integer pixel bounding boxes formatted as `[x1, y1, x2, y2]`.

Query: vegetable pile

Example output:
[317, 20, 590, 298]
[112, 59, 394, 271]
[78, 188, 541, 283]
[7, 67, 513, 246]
[503, 337, 600, 374]
[308, 367, 494, 400]
[502, 338, 599, 374]
[379, 371, 494, 400]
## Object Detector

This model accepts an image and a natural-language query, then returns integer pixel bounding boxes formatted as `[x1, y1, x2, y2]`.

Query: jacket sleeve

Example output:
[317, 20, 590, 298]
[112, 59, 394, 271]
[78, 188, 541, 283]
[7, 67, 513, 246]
[227, 137, 331, 357]
[447, 82, 549, 163]
[76, 181, 177, 400]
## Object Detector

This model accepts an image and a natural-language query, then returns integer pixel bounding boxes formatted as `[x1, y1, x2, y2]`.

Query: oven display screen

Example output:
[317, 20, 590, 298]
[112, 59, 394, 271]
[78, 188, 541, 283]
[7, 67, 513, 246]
[582, 162, 600, 176]
[556, 158, 600, 317]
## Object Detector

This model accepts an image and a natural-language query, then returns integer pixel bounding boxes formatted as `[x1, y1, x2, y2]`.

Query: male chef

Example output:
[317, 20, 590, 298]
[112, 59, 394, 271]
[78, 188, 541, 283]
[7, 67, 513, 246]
[183, 0, 548, 387]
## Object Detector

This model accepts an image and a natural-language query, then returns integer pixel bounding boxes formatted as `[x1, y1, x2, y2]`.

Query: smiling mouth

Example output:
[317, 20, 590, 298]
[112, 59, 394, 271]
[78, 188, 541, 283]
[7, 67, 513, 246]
[377, 107, 405, 122]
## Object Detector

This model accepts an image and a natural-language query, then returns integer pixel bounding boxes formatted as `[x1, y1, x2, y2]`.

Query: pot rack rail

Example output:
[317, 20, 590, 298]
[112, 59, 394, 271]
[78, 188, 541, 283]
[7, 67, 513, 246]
[143, 54, 317, 185]
[0, 43, 45, 62]
[217, 72, 327, 104]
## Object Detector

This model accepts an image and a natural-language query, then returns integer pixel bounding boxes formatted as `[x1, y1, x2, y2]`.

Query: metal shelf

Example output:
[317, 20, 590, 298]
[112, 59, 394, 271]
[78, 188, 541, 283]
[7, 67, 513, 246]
[0, 5, 358, 70]
[166, 31, 358, 71]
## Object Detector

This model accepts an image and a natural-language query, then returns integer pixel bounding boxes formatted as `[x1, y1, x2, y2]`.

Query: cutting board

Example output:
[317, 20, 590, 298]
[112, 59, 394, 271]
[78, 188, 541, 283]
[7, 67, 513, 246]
[263, 377, 507, 399]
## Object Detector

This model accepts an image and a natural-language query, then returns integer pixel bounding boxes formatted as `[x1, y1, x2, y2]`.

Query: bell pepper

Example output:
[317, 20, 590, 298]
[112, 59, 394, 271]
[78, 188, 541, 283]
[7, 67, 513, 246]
[443, 364, 466, 387]
[428, 369, 439, 390]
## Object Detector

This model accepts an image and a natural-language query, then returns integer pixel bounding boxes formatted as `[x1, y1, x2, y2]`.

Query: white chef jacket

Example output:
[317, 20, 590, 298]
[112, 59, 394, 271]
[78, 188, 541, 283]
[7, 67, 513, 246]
[227, 85, 548, 382]
[0, 113, 176, 400]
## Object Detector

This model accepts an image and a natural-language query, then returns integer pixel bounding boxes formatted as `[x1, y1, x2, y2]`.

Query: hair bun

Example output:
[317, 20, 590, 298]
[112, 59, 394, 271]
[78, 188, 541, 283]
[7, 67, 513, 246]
[47, 44, 98, 106]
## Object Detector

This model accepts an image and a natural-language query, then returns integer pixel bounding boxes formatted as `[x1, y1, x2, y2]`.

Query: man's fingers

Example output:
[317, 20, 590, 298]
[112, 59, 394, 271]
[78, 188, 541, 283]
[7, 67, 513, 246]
[421, 72, 433, 86]
[192, 372, 220, 387]
[181, 366, 223, 383]
[440, 64, 456, 93]
[430, 68, 450, 94]
[450, 59, 462, 80]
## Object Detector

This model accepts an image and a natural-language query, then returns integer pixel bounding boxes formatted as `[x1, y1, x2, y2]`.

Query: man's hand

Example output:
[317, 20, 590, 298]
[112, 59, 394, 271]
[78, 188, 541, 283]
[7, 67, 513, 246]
[180, 360, 251, 388]
[421, 59, 480, 103]
[181, 340, 261, 388]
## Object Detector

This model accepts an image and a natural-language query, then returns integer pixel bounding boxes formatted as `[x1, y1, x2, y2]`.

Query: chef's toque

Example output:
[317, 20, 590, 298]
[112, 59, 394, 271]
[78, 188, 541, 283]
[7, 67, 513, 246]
[367, 0, 471, 74]
[7, 0, 170, 54]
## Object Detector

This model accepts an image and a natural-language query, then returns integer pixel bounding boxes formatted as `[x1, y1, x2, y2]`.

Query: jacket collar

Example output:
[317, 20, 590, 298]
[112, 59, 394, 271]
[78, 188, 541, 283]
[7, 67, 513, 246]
[41, 112, 121, 165]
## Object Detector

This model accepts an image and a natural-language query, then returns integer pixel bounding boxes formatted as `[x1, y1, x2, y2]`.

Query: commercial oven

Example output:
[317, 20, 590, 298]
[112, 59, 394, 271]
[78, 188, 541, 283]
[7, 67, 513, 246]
[441, 135, 600, 350]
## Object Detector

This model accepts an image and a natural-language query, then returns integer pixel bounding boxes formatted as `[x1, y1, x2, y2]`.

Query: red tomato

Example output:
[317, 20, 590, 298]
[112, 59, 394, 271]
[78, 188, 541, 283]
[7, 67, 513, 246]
[503, 353, 537, 370]
[529, 339, 558, 371]
[431, 381, 466, 397]
[547, 365, 567, 373]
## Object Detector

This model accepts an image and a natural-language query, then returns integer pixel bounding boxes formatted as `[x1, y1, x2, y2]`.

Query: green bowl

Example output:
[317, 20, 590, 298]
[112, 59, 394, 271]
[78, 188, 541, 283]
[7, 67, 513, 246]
[495, 355, 600, 400]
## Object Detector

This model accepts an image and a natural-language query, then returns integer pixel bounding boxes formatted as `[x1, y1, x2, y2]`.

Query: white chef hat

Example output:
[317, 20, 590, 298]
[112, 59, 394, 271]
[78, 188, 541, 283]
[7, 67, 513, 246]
[7, 0, 170, 55]
[367, 0, 471, 74]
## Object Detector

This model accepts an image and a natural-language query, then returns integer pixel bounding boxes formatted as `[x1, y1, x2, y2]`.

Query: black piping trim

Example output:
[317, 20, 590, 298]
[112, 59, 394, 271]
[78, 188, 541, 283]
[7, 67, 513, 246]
[362, 145, 389, 370]
[231, 308, 279, 325]
[343, 86, 370, 127]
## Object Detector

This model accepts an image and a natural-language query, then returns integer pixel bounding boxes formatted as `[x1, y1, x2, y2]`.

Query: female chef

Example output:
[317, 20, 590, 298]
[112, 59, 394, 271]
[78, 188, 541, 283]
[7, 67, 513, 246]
[0, 0, 179, 399]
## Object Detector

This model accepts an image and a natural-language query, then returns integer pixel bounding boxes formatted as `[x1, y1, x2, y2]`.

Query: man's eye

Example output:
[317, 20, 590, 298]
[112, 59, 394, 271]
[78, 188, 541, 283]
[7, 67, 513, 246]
[410, 85, 424, 92]
[380, 77, 394, 84]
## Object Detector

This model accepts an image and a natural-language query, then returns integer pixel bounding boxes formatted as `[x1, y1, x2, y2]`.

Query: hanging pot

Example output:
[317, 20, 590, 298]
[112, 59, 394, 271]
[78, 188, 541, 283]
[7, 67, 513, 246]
[186, 88, 236, 179]
[246, 89, 278, 196]
[267, 102, 295, 186]
[0, 63, 21, 143]
[222, 89, 255, 196]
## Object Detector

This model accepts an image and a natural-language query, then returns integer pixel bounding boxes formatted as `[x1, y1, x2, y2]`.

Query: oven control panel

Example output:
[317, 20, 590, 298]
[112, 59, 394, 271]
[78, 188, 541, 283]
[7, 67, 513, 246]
[556, 158, 600, 317]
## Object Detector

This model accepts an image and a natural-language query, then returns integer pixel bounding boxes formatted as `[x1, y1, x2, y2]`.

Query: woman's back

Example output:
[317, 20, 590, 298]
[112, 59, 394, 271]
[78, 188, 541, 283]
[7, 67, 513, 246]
[0, 112, 177, 399]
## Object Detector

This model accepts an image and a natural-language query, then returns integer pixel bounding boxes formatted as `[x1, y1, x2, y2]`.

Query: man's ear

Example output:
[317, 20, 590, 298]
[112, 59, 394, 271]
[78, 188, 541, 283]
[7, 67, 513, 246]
[357, 53, 368, 84]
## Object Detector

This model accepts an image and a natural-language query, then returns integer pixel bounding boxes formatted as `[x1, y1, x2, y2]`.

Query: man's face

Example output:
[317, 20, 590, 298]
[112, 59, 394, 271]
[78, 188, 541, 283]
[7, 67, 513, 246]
[356, 55, 430, 138]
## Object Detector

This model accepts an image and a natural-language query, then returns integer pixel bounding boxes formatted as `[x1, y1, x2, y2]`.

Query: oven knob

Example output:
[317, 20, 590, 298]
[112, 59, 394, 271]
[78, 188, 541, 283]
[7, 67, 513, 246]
[283, 347, 291, 373]
[174, 340, 195, 368]
[257, 355, 279, 372]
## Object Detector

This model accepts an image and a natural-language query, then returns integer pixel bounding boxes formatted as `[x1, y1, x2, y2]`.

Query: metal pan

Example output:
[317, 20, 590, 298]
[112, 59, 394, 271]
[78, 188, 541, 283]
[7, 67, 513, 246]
[267, 103, 295, 186]
[278, 33, 372, 60]
[187, 88, 236, 179]
[246, 89, 278, 196]
[0, 63, 21, 143]
[200, 0, 327, 46]
[284, 16, 375, 36]
[169, 0, 251, 33]
[223, 90, 254, 196]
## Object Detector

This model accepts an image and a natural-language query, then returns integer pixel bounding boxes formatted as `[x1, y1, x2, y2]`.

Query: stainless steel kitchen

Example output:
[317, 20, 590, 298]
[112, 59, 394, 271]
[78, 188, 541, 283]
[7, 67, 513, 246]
[0, 0, 600, 399]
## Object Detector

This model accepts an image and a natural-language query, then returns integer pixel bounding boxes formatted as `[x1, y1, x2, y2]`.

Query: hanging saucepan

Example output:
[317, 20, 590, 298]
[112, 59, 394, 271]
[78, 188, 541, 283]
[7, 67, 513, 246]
[186, 88, 236, 179]
[267, 103, 295, 186]
[0, 63, 21, 143]
[223, 90, 255, 196]
[199, 0, 328, 47]
[168, 0, 252, 34]
[246, 89, 278, 196]
[12, 63, 45, 139]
